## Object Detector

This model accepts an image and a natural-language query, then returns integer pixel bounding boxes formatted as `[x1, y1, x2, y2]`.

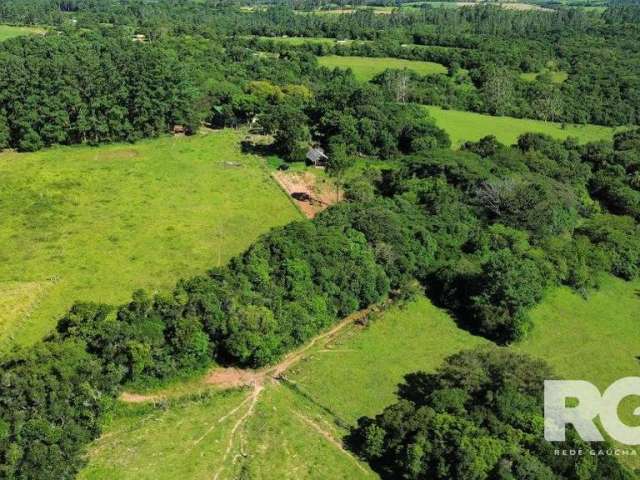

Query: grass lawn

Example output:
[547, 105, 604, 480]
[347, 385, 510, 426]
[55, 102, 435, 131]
[288, 296, 487, 422]
[520, 70, 569, 83]
[79, 390, 250, 480]
[318, 55, 447, 82]
[518, 276, 640, 463]
[254, 35, 340, 46]
[0, 130, 300, 350]
[0, 24, 45, 42]
[424, 105, 621, 147]
[520, 69, 569, 83]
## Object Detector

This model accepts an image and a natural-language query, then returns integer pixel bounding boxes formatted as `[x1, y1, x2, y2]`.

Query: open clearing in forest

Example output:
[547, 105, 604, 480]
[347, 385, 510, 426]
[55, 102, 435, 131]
[271, 170, 340, 219]
[0, 130, 300, 350]
[424, 105, 621, 146]
[0, 24, 45, 42]
[520, 69, 569, 83]
[318, 55, 447, 82]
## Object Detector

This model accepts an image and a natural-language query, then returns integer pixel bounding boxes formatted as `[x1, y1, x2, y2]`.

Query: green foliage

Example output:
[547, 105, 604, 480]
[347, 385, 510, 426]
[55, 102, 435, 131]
[0, 32, 198, 151]
[350, 348, 635, 480]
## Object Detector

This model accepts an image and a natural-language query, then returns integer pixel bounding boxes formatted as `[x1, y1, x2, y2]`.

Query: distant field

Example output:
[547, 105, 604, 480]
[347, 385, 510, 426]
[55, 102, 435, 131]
[424, 105, 620, 146]
[0, 24, 45, 42]
[0, 130, 300, 350]
[520, 69, 569, 83]
[520, 70, 569, 83]
[318, 55, 447, 82]
[253, 35, 340, 46]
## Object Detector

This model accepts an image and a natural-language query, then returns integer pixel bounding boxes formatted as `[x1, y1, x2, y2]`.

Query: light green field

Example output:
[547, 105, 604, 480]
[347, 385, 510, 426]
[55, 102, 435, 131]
[288, 296, 487, 422]
[81, 384, 374, 480]
[520, 69, 569, 83]
[0, 24, 45, 42]
[424, 105, 620, 147]
[518, 276, 640, 450]
[254, 35, 340, 46]
[318, 55, 447, 82]
[0, 130, 300, 350]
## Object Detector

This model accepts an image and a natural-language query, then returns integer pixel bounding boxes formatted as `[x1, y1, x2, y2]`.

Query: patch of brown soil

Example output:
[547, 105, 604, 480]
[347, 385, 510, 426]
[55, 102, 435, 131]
[119, 392, 163, 403]
[272, 171, 341, 219]
[205, 368, 261, 389]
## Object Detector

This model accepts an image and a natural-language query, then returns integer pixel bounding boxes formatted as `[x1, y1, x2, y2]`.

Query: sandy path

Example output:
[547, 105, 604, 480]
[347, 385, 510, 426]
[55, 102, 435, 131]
[119, 305, 374, 403]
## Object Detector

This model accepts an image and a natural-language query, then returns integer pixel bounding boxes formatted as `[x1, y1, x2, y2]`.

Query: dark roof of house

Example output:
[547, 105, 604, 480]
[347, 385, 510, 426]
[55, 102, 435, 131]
[306, 147, 328, 162]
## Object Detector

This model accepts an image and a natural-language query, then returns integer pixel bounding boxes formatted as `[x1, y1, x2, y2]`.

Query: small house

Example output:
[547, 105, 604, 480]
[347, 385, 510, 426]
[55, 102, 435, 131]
[306, 147, 328, 167]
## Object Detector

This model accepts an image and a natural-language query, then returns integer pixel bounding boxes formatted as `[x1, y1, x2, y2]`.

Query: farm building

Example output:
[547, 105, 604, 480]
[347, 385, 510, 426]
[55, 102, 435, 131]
[306, 147, 328, 167]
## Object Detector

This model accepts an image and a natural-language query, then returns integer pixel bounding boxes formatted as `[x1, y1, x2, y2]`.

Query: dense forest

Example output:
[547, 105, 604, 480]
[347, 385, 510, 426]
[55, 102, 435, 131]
[1, 1, 638, 128]
[0, 0, 639, 479]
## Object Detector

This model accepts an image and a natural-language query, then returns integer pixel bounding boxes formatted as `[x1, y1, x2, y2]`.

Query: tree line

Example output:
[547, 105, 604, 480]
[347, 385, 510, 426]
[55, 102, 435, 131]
[0, 31, 198, 151]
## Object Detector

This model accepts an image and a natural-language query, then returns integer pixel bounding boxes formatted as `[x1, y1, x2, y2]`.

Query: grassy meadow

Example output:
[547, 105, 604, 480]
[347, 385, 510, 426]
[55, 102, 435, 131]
[0, 24, 45, 42]
[318, 55, 447, 82]
[254, 35, 341, 46]
[0, 130, 300, 350]
[424, 105, 620, 146]
[520, 69, 569, 83]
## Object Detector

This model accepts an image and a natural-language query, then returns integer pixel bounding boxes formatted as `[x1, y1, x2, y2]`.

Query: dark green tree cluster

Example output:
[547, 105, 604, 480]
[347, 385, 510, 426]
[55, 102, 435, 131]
[0, 31, 198, 151]
[369, 130, 640, 342]
[349, 348, 634, 480]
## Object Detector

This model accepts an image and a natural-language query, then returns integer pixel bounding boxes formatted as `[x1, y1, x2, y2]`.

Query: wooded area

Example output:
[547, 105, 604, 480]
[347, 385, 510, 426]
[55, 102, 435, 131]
[0, 0, 639, 479]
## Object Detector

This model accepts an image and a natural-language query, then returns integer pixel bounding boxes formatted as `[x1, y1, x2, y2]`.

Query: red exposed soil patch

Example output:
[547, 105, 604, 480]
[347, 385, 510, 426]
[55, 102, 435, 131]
[205, 368, 261, 389]
[272, 171, 341, 218]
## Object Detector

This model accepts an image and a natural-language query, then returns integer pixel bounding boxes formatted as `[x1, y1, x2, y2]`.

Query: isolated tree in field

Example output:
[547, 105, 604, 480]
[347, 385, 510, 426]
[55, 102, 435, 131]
[326, 138, 354, 201]
[481, 66, 515, 116]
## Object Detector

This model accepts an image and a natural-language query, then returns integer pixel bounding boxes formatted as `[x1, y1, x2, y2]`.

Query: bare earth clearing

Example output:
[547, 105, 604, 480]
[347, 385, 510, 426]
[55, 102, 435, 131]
[272, 170, 341, 218]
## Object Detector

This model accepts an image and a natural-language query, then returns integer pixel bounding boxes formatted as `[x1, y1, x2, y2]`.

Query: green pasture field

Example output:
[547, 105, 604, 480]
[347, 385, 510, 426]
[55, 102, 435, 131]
[0, 24, 45, 42]
[0, 130, 300, 350]
[424, 105, 621, 147]
[520, 69, 569, 83]
[318, 55, 447, 82]
[253, 35, 343, 46]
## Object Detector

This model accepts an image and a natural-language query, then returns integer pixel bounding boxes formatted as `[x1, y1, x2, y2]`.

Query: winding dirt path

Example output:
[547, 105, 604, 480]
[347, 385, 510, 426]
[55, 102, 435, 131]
[119, 305, 375, 404]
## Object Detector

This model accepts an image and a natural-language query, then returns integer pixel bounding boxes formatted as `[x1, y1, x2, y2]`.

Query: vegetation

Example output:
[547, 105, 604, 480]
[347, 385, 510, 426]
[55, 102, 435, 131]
[0, 131, 300, 350]
[350, 348, 634, 479]
[318, 55, 447, 82]
[0, 32, 199, 152]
